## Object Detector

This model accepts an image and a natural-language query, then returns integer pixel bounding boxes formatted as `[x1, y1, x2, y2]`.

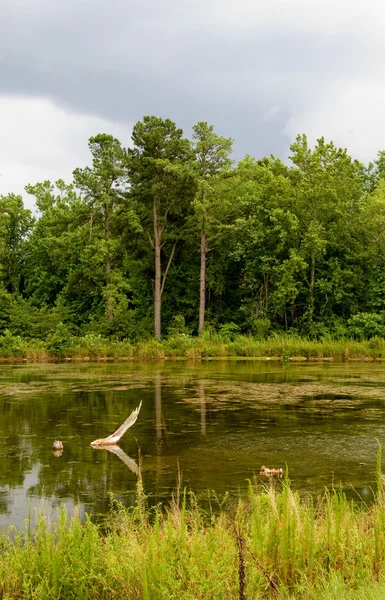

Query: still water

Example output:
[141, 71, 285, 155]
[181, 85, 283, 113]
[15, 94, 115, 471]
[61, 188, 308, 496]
[1, 360, 385, 530]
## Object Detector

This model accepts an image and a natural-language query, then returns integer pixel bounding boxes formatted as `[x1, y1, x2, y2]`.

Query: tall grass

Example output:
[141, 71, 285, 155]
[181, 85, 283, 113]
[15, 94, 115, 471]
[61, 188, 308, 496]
[2, 332, 385, 361]
[3, 458, 385, 599]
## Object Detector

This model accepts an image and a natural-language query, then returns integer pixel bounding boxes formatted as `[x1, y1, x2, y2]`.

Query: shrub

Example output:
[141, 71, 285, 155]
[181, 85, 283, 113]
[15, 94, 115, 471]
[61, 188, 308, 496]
[0, 329, 26, 357]
[46, 323, 73, 357]
[218, 322, 240, 342]
[250, 318, 271, 339]
[347, 312, 385, 340]
[167, 314, 191, 337]
[8, 299, 73, 340]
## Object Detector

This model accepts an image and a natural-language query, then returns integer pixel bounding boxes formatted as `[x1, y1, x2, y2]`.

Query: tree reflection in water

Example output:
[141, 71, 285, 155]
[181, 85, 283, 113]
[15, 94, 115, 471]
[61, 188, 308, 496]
[1, 361, 385, 529]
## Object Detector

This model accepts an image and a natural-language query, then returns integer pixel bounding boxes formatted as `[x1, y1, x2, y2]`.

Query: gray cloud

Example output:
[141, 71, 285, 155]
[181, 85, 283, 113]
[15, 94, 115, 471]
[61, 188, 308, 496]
[0, 0, 383, 165]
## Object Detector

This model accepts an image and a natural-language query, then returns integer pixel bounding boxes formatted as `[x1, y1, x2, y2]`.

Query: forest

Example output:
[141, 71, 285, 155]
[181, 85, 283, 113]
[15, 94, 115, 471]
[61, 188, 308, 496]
[2, 116, 385, 347]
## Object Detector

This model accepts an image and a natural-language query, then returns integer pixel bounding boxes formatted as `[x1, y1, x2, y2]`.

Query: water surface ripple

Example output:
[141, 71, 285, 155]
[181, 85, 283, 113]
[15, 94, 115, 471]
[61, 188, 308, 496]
[1, 360, 385, 529]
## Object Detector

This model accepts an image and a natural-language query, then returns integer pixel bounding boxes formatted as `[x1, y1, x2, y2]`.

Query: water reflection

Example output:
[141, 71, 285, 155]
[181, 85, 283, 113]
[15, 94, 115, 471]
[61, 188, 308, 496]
[93, 445, 139, 476]
[1, 361, 385, 529]
[154, 372, 163, 445]
[199, 381, 206, 436]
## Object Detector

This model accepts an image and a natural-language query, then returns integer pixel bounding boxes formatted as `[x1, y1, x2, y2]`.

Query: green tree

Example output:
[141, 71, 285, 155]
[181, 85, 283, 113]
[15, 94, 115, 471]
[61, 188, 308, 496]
[73, 134, 129, 323]
[127, 117, 193, 339]
[0, 194, 34, 294]
[229, 156, 298, 330]
[289, 135, 365, 330]
[365, 150, 385, 193]
[24, 180, 87, 310]
[358, 179, 385, 313]
[191, 122, 233, 332]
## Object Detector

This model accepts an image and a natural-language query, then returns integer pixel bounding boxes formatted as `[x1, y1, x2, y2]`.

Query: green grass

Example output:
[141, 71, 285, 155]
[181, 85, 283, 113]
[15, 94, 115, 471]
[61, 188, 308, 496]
[2, 332, 385, 361]
[3, 459, 385, 599]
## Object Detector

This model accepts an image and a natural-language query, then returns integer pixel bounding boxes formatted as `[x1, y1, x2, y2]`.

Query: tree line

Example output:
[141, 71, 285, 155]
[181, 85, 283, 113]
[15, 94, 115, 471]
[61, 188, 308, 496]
[2, 116, 385, 341]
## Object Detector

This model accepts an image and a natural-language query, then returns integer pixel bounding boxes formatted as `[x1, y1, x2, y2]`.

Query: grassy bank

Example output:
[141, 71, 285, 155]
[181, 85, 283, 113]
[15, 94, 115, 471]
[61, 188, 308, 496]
[2, 330, 385, 361]
[3, 461, 385, 599]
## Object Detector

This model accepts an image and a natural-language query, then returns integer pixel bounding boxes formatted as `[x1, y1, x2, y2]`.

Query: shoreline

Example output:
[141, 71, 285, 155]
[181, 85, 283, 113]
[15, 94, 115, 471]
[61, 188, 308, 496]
[0, 355, 382, 363]
[1, 334, 385, 362]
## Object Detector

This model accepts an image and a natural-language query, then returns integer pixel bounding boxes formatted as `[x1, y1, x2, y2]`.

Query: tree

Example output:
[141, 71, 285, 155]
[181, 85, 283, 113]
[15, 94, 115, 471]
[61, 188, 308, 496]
[73, 134, 128, 323]
[289, 135, 365, 330]
[0, 194, 34, 295]
[24, 180, 86, 308]
[364, 150, 385, 193]
[191, 122, 233, 332]
[358, 179, 385, 313]
[127, 117, 193, 339]
[229, 156, 298, 330]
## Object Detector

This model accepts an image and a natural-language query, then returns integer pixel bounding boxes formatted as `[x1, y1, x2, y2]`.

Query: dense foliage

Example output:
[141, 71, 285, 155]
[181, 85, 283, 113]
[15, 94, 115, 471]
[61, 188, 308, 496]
[2, 119, 385, 341]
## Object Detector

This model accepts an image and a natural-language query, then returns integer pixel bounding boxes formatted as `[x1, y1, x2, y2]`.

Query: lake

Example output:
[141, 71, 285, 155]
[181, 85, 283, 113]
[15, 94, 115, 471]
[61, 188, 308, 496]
[1, 360, 385, 530]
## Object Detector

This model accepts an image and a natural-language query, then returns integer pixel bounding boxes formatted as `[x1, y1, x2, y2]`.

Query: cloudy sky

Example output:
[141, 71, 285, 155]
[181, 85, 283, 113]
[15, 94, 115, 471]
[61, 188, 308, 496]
[1, 0, 384, 208]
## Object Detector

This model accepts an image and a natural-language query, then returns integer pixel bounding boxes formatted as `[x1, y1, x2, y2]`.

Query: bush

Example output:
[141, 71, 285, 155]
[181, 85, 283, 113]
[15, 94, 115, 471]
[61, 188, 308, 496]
[8, 300, 72, 340]
[303, 316, 349, 340]
[167, 314, 191, 337]
[46, 323, 73, 357]
[69, 333, 108, 357]
[250, 318, 271, 339]
[0, 288, 12, 332]
[0, 329, 26, 356]
[347, 312, 385, 340]
[217, 322, 240, 342]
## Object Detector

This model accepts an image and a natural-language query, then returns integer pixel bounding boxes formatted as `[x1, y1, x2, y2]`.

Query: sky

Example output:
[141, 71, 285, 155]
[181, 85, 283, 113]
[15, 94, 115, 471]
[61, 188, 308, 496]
[1, 0, 385, 209]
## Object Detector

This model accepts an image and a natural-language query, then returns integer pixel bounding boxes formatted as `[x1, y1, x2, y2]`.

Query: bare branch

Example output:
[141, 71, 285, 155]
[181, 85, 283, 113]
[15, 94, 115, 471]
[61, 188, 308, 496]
[89, 214, 94, 241]
[160, 243, 176, 296]
[147, 231, 155, 249]
[163, 199, 176, 223]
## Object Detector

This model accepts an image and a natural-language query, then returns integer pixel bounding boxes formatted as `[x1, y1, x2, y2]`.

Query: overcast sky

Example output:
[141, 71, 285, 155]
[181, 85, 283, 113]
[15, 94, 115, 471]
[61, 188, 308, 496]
[1, 0, 385, 208]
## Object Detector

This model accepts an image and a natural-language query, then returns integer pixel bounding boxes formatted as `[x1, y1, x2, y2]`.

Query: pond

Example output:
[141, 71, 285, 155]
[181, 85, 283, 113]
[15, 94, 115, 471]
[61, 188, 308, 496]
[1, 360, 385, 530]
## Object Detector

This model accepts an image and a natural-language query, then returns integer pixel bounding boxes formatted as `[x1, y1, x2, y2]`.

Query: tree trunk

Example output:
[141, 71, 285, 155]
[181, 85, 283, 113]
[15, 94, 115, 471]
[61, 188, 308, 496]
[199, 381, 206, 436]
[154, 201, 162, 340]
[308, 252, 316, 323]
[198, 232, 207, 333]
[105, 209, 113, 322]
[105, 257, 113, 322]
[153, 197, 177, 340]
[155, 372, 162, 441]
[264, 274, 269, 315]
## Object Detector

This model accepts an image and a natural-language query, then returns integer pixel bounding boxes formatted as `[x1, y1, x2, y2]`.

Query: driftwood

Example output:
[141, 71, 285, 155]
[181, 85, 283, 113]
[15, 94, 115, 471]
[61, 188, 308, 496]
[259, 465, 283, 477]
[90, 401, 142, 447]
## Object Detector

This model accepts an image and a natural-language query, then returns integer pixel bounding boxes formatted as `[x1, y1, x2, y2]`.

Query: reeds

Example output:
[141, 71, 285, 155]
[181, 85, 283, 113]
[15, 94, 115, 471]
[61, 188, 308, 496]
[2, 332, 385, 361]
[3, 457, 385, 599]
